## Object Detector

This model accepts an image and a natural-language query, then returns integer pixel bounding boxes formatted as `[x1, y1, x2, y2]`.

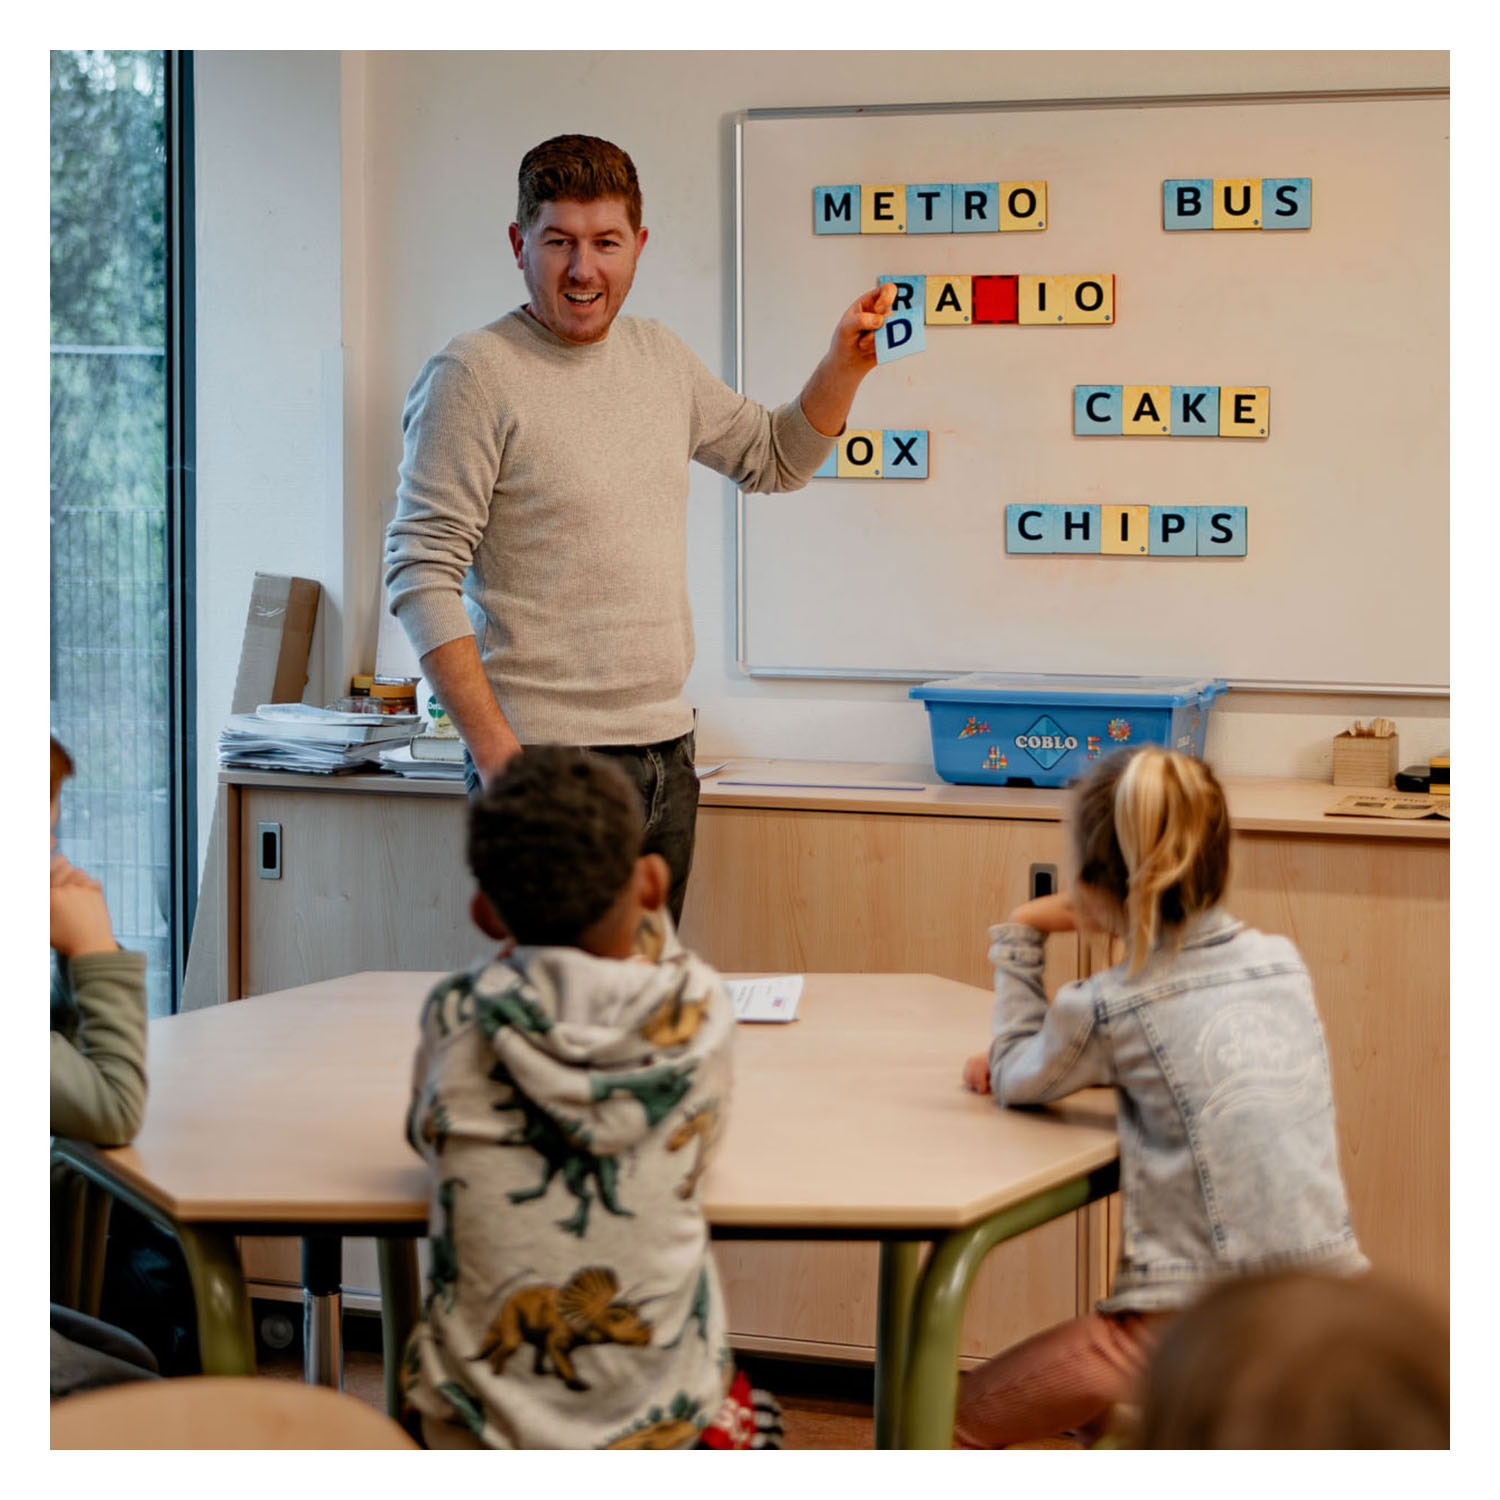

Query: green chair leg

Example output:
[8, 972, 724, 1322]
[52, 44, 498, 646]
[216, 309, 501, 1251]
[873, 1240, 925, 1449]
[378, 1238, 423, 1421]
[899, 1169, 1118, 1449]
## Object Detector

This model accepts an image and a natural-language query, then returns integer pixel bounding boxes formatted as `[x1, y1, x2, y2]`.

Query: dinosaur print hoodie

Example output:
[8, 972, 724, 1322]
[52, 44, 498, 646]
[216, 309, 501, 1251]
[401, 915, 735, 1449]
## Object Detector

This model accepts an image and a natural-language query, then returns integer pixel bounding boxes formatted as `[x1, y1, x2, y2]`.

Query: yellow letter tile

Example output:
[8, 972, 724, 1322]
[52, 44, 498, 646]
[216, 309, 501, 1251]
[925, 274, 973, 325]
[837, 430, 883, 477]
[1059, 273, 1115, 325]
[1123, 385, 1171, 435]
[1212, 178, 1263, 230]
[1217, 386, 1270, 437]
[1101, 506, 1151, 555]
[1017, 275, 1058, 324]
[861, 185, 906, 234]
[998, 180, 1047, 231]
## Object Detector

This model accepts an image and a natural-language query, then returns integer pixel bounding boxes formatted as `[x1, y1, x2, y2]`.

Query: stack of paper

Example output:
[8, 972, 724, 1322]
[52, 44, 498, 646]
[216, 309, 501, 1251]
[218, 704, 422, 773]
[379, 744, 467, 781]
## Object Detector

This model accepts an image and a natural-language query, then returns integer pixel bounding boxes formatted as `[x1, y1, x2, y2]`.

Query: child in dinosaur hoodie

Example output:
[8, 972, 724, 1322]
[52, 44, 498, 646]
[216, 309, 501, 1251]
[401, 746, 777, 1450]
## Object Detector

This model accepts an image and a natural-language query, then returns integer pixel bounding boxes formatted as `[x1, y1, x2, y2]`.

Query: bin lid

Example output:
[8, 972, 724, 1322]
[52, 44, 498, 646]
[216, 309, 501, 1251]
[909, 672, 1228, 706]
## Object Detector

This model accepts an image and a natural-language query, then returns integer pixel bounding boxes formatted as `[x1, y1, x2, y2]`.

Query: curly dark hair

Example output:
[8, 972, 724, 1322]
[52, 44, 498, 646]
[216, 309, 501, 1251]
[515, 134, 642, 234]
[466, 745, 645, 946]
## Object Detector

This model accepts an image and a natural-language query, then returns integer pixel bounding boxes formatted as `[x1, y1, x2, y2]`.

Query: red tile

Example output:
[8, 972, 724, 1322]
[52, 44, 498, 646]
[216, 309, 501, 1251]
[972, 274, 1018, 324]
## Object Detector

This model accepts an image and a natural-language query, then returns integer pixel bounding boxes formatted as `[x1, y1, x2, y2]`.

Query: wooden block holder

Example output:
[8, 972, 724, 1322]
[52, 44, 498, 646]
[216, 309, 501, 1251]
[1332, 731, 1400, 787]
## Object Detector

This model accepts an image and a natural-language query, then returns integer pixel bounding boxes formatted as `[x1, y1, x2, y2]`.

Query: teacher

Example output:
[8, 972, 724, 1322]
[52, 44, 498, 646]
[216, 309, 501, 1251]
[384, 134, 895, 923]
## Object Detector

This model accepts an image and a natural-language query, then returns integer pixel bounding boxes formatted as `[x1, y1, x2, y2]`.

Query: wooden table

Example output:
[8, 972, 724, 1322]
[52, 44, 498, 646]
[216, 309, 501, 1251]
[52, 970, 1119, 1448]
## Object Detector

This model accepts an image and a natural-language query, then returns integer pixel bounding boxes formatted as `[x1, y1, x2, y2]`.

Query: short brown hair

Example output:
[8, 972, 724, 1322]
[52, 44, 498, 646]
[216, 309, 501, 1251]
[51, 735, 75, 801]
[467, 745, 645, 947]
[1138, 1271, 1449, 1448]
[515, 134, 642, 234]
[1072, 745, 1230, 974]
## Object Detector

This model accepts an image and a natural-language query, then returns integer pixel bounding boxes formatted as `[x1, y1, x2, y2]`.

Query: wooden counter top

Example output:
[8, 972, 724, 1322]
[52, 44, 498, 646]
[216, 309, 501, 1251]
[220, 760, 1448, 841]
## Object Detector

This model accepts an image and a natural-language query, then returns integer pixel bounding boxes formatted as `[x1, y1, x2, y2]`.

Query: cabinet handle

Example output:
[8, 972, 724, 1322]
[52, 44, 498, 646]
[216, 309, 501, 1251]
[1028, 863, 1058, 900]
[257, 822, 282, 880]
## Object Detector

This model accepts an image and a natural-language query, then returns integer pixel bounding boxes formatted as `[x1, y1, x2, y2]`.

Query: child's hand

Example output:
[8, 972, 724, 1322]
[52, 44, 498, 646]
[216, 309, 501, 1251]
[50, 865, 118, 958]
[963, 1054, 992, 1094]
[1007, 890, 1077, 933]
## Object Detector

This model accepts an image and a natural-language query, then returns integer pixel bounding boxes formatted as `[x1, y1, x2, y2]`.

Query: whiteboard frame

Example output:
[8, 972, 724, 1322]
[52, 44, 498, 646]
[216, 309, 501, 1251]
[732, 88, 1450, 697]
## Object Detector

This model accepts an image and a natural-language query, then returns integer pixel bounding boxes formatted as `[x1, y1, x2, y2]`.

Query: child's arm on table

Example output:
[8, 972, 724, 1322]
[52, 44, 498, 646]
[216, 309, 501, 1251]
[963, 892, 1112, 1105]
[50, 864, 148, 1146]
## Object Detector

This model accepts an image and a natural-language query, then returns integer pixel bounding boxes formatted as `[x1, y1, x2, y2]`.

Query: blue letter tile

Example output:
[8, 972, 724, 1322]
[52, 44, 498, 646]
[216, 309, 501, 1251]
[1261, 177, 1312, 230]
[883, 428, 929, 477]
[1170, 385, 1219, 435]
[1074, 385, 1123, 435]
[1007, 504, 1057, 553]
[1053, 506, 1101, 553]
[812, 446, 838, 478]
[877, 273, 925, 317]
[876, 314, 925, 364]
[814, 184, 861, 234]
[1196, 506, 1248, 556]
[953, 182, 999, 233]
[1149, 506, 1198, 556]
[905, 183, 952, 235]
[1163, 179, 1212, 230]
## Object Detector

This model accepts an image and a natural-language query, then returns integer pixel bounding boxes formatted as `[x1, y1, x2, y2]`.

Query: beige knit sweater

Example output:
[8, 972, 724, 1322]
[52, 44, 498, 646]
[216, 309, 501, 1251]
[384, 309, 833, 746]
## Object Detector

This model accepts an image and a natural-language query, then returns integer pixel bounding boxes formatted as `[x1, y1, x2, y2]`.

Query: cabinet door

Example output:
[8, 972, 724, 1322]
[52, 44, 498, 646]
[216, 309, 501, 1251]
[238, 788, 474, 996]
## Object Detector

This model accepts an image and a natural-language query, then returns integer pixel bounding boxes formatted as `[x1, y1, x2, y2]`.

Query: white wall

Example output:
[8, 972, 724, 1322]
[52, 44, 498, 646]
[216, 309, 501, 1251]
[195, 49, 1450, 852]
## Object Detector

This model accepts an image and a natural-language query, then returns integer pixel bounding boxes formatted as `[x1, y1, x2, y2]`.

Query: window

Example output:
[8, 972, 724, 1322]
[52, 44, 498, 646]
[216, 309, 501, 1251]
[50, 50, 194, 1015]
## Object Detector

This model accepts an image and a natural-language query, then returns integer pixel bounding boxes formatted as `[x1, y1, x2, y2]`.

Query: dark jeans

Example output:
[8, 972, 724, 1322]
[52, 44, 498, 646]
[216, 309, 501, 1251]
[464, 730, 700, 926]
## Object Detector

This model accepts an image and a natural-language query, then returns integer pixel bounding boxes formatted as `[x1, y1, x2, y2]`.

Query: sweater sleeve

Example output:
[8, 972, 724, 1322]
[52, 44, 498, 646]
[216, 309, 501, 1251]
[383, 353, 502, 660]
[50, 949, 149, 1146]
[986, 923, 1114, 1105]
[674, 335, 834, 493]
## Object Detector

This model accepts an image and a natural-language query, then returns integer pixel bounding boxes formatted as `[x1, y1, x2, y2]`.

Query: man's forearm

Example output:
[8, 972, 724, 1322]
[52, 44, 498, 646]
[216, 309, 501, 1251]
[419, 635, 523, 785]
[797, 351, 869, 439]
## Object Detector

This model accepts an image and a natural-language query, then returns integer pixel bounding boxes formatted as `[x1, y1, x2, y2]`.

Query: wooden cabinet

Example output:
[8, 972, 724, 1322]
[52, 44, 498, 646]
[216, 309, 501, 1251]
[217, 766, 1448, 1345]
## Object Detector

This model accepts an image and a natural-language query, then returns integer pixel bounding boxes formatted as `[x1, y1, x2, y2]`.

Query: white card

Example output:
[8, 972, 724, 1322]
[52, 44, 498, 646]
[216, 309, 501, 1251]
[726, 975, 803, 1024]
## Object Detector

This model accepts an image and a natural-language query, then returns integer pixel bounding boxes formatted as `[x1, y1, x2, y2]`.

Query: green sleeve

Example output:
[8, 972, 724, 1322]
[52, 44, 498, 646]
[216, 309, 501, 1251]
[50, 949, 149, 1146]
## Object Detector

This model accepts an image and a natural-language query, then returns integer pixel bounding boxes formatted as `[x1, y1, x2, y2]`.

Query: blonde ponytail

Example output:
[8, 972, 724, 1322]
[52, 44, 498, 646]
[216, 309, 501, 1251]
[1072, 745, 1230, 975]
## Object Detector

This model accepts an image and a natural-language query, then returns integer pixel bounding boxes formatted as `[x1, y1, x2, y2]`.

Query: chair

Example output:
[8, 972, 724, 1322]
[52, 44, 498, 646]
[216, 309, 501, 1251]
[50, 1376, 419, 1449]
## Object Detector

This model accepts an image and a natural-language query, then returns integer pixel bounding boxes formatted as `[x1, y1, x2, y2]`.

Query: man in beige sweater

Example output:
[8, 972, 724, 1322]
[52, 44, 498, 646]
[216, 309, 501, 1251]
[384, 133, 895, 921]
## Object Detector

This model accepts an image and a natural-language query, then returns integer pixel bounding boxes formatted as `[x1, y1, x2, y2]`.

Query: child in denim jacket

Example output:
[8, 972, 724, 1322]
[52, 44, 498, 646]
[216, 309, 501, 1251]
[957, 745, 1367, 1448]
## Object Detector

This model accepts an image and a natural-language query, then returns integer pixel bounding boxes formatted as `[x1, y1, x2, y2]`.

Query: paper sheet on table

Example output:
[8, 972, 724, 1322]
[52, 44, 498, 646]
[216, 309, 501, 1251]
[726, 975, 803, 1023]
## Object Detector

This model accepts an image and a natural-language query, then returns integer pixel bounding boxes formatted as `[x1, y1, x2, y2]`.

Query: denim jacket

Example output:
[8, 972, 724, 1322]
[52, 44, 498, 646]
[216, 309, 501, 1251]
[986, 908, 1368, 1313]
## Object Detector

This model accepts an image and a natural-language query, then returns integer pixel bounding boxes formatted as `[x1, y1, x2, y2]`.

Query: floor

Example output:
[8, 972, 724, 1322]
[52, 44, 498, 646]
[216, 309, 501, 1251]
[254, 1311, 878, 1449]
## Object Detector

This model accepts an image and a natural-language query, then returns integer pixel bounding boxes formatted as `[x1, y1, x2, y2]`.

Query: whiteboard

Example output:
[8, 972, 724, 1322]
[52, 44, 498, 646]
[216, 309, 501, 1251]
[734, 92, 1449, 692]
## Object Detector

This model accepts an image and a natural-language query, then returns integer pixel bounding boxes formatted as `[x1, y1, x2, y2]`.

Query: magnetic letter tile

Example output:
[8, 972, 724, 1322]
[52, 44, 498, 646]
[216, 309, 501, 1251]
[1017, 275, 1058, 324]
[999, 181, 1047, 231]
[875, 313, 925, 364]
[1197, 507, 1248, 556]
[884, 429, 929, 478]
[1074, 386, 1123, 435]
[953, 182, 999, 233]
[1171, 386, 1219, 435]
[1123, 386, 1172, 436]
[812, 446, 838, 478]
[1060, 274, 1114, 325]
[877, 273, 925, 316]
[905, 184, 952, 234]
[1213, 178, 1263, 230]
[1053, 506, 1101, 553]
[972, 274, 1019, 324]
[1007, 505, 1056, 553]
[813, 185, 860, 234]
[837, 431, 883, 477]
[1261, 177, 1312, 230]
[1149, 506, 1198, 556]
[925, 274, 973, 325]
[1102, 505, 1150, 555]
[1163, 179, 1212, 230]
[861, 185, 906, 234]
[1218, 387, 1270, 437]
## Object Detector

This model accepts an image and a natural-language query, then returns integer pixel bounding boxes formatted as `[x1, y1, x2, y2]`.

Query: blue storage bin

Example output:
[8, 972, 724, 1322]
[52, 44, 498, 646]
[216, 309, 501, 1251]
[909, 673, 1228, 787]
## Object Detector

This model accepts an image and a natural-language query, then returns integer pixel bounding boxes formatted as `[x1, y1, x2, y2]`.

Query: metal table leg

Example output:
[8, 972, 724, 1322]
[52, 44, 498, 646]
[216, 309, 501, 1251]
[897, 1169, 1119, 1449]
[378, 1238, 423, 1420]
[873, 1240, 924, 1449]
[301, 1234, 344, 1388]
